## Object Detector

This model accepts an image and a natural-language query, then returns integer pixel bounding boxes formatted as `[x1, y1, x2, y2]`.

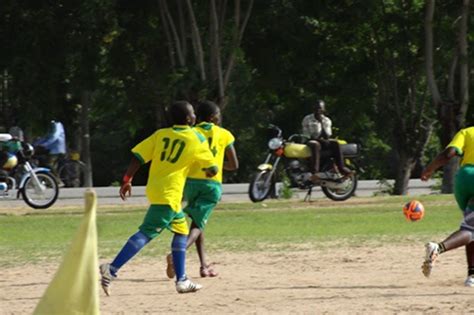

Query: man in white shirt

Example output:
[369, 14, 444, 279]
[301, 100, 352, 177]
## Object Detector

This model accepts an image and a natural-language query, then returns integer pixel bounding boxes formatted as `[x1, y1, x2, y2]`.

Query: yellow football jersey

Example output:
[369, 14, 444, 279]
[447, 126, 474, 166]
[132, 125, 217, 211]
[187, 122, 235, 183]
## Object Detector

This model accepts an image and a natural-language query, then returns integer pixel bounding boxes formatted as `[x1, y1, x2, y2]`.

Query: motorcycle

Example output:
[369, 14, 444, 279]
[248, 125, 361, 202]
[0, 135, 59, 209]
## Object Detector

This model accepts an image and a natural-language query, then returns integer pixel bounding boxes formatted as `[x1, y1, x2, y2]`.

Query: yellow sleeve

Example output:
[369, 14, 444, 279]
[224, 129, 235, 148]
[447, 129, 465, 156]
[131, 131, 157, 164]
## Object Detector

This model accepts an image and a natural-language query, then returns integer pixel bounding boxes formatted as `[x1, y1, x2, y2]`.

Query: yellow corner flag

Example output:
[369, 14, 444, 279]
[34, 189, 100, 315]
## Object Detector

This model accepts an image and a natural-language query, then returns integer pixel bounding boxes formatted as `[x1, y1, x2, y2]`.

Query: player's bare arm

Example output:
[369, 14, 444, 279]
[120, 156, 141, 201]
[421, 147, 458, 181]
[223, 145, 239, 171]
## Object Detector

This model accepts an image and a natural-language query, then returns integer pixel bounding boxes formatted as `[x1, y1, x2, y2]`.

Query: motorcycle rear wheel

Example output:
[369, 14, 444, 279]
[248, 170, 274, 202]
[321, 169, 357, 201]
[21, 172, 59, 209]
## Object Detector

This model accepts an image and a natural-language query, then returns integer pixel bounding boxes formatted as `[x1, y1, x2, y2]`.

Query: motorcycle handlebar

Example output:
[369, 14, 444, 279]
[267, 124, 282, 138]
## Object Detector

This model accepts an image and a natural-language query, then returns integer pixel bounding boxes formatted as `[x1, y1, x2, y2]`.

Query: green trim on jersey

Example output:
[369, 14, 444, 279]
[192, 130, 206, 142]
[133, 152, 145, 165]
[451, 146, 463, 156]
[197, 122, 213, 131]
[172, 125, 189, 131]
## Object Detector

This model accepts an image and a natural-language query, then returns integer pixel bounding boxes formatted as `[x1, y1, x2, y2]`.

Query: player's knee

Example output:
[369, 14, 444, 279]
[460, 211, 474, 242]
[129, 231, 151, 249]
[171, 233, 187, 251]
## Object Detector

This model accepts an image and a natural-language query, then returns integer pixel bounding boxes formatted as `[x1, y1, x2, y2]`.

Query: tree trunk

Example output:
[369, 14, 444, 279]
[457, 0, 469, 128]
[80, 91, 93, 187]
[442, 157, 459, 193]
[177, 0, 187, 60]
[210, 0, 225, 105]
[185, 0, 206, 81]
[161, 0, 185, 67]
[222, 0, 254, 107]
[424, 0, 470, 194]
[158, 0, 177, 69]
[393, 151, 416, 195]
[439, 0, 470, 194]
[424, 0, 442, 105]
[447, 52, 458, 100]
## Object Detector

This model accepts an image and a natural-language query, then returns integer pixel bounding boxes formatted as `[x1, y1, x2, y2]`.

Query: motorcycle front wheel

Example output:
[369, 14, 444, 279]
[248, 170, 274, 202]
[21, 172, 59, 209]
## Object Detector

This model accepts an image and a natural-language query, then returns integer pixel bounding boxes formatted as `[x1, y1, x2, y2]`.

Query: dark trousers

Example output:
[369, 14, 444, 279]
[307, 139, 348, 174]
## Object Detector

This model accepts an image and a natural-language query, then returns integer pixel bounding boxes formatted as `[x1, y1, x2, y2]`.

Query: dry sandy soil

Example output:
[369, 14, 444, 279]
[1, 243, 474, 315]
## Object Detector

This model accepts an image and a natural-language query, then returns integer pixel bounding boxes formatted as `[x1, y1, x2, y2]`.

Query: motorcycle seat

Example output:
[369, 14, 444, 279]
[340, 143, 360, 157]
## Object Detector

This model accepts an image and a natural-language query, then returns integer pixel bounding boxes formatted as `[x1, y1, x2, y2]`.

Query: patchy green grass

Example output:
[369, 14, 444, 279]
[0, 194, 462, 266]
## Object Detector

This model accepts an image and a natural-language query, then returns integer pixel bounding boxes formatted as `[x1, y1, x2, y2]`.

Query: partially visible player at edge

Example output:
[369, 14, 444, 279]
[166, 100, 239, 278]
[99, 101, 218, 295]
[421, 126, 474, 287]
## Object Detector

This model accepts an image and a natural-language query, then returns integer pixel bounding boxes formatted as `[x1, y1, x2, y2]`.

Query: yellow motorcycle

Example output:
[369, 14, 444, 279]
[248, 125, 360, 202]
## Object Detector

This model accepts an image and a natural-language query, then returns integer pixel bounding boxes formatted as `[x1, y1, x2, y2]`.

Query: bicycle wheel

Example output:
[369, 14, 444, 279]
[59, 160, 85, 187]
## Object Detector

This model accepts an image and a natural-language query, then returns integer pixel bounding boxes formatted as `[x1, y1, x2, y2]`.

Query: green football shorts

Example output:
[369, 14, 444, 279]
[139, 204, 188, 239]
[183, 179, 222, 230]
[454, 165, 474, 212]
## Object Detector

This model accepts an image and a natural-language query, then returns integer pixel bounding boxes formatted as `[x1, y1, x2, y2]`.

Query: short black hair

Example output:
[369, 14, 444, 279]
[169, 101, 191, 125]
[196, 100, 219, 122]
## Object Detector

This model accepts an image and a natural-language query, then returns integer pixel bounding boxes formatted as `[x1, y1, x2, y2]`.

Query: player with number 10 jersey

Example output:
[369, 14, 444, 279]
[132, 125, 216, 212]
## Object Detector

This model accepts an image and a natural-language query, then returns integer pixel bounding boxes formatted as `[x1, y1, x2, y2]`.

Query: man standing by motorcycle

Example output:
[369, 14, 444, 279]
[301, 100, 352, 179]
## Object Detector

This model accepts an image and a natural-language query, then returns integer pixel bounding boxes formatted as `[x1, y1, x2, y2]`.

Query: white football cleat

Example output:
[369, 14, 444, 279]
[422, 242, 440, 278]
[176, 278, 202, 293]
[100, 263, 117, 296]
[465, 275, 474, 287]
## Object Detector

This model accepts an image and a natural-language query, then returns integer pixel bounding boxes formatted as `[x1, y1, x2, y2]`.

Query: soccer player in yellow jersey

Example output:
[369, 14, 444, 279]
[166, 100, 238, 279]
[421, 126, 474, 287]
[100, 101, 218, 295]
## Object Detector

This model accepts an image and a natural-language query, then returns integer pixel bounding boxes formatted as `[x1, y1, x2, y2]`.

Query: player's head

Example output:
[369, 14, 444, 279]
[169, 101, 196, 126]
[196, 100, 220, 124]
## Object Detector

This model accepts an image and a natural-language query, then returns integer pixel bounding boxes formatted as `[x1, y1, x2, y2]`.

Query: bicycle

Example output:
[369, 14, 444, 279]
[57, 151, 86, 188]
[33, 147, 86, 188]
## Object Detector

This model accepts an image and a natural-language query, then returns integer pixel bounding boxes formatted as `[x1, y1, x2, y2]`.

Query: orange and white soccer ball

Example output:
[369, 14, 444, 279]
[403, 200, 425, 221]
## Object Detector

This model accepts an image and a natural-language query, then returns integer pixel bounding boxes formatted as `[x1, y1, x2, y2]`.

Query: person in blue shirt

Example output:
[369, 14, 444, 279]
[34, 120, 66, 177]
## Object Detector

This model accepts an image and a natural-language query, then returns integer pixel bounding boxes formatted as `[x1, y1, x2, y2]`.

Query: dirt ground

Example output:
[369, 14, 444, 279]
[1, 243, 474, 315]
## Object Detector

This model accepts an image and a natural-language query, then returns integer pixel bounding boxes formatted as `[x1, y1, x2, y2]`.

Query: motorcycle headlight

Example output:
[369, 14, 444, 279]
[22, 143, 35, 158]
[268, 138, 283, 150]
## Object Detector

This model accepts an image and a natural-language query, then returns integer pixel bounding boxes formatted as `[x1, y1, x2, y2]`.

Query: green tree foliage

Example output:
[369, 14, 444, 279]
[1, 0, 471, 190]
